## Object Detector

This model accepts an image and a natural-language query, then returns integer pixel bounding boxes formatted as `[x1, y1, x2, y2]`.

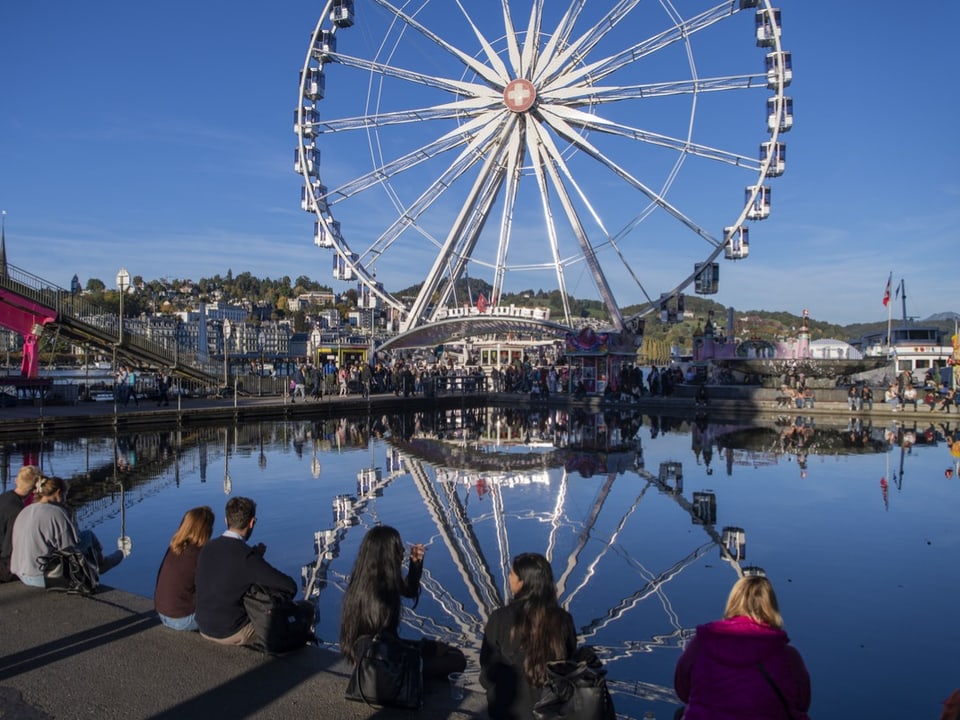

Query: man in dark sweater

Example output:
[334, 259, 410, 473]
[195, 496, 297, 645]
[0, 465, 41, 583]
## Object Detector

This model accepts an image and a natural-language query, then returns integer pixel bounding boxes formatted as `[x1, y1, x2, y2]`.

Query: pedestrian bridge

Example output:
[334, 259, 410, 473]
[0, 262, 220, 384]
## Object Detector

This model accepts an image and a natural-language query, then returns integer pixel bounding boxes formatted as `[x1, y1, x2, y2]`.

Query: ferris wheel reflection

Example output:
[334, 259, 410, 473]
[299, 407, 758, 704]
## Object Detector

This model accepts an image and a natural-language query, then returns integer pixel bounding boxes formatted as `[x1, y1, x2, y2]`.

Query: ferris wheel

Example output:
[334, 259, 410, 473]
[295, 0, 791, 335]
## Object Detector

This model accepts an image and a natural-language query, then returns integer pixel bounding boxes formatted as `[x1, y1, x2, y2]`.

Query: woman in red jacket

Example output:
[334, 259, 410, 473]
[674, 575, 811, 720]
[155, 506, 214, 631]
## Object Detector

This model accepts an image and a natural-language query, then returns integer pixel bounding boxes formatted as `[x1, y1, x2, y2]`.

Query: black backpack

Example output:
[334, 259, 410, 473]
[242, 585, 315, 654]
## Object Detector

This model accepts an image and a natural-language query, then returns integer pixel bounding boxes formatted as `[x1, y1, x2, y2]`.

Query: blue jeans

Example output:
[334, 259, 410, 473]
[20, 574, 45, 588]
[158, 613, 199, 631]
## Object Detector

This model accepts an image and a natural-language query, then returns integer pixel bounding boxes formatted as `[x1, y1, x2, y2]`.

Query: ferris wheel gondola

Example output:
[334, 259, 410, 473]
[295, 0, 792, 335]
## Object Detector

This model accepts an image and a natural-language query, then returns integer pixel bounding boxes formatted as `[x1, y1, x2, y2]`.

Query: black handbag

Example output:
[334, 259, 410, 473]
[345, 633, 423, 709]
[533, 658, 616, 720]
[242, 585, 315, 654]
[38, 547, 99, 595]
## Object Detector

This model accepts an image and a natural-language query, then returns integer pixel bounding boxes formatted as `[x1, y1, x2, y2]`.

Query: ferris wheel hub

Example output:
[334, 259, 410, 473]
[502, 79, 537, 113]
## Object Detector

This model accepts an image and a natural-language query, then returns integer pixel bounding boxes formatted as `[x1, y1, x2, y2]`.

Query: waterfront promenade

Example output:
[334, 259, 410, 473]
[0, 582, 485, 720]
[0, 383, 937, 440]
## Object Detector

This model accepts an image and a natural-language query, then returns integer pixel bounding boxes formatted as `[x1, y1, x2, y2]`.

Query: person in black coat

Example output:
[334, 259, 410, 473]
[339, 525, 465, 681]
[194, 496, 297, 645]
[480, 553, 578, 720]
[0, 466, 40, 582]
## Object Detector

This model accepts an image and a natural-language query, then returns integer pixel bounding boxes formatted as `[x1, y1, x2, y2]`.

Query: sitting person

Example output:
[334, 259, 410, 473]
[340, 525, 465, 681]
[847, 385, 861, 412]
[194, 496, 299, 646]
[0, 465, 40, 583]
[939, 387, 956, 413]
[10, 475, 124, 587]
[480, 553, 578, 719]
[860, 384, 874, 411]
[155, 506, 215, 631]
[674, 575, 811, 720]
[694, 385, 709, 407]
[884, 384, 902, 411]
[902, 384, 919, 410]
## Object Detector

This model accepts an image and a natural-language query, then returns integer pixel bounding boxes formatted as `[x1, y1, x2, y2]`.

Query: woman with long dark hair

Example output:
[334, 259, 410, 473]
[154, 506, 215, 631]
[339, 525, 465, 680]
[480, 552, 577, 719]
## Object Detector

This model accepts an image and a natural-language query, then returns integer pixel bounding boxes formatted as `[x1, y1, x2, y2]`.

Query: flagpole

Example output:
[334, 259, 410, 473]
[885, 273, 893, 356]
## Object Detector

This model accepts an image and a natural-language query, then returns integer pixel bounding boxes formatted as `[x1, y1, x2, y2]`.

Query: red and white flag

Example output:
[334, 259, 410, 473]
[882, 273, 892, 307]
[477, 293, 488, 313]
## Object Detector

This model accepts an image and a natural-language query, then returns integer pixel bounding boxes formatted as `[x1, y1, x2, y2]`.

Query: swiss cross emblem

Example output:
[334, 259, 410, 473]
[503, 79, 536, 113]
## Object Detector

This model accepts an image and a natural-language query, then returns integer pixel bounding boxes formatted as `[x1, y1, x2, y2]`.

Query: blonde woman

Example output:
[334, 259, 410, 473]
[0, 465, 41, 582]
[154, 506, 215, 631]
[11, 475, 123, 589]
[11, 477, 74, 586]
[674, 575, 811, 720]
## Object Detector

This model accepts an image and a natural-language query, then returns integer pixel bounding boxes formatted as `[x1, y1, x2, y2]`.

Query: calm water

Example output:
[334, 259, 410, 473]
[6, 408, 958, 720]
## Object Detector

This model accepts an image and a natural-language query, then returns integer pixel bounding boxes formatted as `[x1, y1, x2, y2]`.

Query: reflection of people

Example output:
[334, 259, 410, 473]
[674, 575, 811, 720]
[340, 525, 465, 681]
[155, 506, 215, 631]
[0, 466, 40, 583]
[480, 553, 577, 719]
[195, 497, 297, 645]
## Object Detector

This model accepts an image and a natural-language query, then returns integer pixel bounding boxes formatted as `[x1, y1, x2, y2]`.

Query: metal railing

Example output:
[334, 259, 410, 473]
[0, 263, 220, 383]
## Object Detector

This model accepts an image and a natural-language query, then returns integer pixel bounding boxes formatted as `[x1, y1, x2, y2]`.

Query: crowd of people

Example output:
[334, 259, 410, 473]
[882, 369, 959, 414]
[1, 472, 821, 719]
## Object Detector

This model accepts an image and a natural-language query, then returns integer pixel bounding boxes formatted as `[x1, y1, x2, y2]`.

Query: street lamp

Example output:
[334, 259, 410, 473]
[116, 268, 130, 344]
[222, 318, 232, 391]
[257, 330, 265, 397]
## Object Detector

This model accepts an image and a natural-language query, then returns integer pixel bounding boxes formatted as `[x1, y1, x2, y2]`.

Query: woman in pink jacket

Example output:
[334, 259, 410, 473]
[674, 575, 811, 720]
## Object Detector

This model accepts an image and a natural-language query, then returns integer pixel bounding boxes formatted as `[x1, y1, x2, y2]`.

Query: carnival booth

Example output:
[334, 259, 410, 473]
[564, 328, 637, 396]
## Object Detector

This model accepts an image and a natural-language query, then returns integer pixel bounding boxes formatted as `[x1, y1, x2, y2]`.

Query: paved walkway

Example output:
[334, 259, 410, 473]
[0, 582, 486, 720]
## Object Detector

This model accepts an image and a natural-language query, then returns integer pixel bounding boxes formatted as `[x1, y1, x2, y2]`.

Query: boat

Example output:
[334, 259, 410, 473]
[853, 325, 954, 384]
[852, 279, 958, 385]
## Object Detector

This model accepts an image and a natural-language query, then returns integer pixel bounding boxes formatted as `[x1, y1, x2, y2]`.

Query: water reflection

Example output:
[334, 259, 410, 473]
[2, 407, 958, 718]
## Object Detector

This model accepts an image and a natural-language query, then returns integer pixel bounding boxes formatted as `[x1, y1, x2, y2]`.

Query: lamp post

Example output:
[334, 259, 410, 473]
[257, 330, 265, 397]
[222, 319, 232, 391]
[116, 268, 130, 345]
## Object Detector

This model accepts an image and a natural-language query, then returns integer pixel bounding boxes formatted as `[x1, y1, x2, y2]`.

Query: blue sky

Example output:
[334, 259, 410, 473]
[1, 1, 957, 327]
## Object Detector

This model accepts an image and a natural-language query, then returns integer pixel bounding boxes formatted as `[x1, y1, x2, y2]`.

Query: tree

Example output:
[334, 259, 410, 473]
[86, 278, 106, 293]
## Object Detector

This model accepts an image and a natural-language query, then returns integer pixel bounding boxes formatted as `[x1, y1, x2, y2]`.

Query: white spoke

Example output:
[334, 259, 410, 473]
[492, 125, 526, 306]
[536, 0, 586, 77]
[313, 96, 501, 134]
[371, 0, 507, 88]
[328, 111, 495, 202]
[545, 75, 766, 105]
[361, 114, 509, 263]
[525, 117, 573, 326]
[500, 0, 523, 78]
[404, 118, 517, 330]
[543, 102, 759, 171]
[455, 0, 511, 82]
[519, 0, 545, 78]
[334, 53, 495, 99]
[529, 119, 624, 330]
[542, 3, 735, 93]
[540, 105, 721, 247]
[534, 0, 641, 87]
